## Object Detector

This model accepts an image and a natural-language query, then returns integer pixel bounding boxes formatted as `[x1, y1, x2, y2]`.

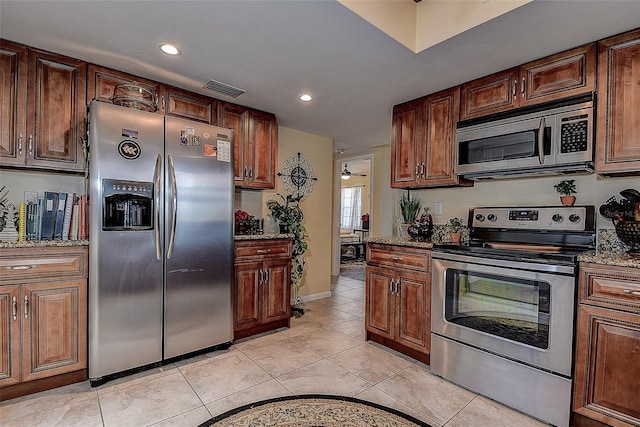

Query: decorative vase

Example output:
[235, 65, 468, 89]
[399, 223, 411, 240]
[560, 195, 576, 206]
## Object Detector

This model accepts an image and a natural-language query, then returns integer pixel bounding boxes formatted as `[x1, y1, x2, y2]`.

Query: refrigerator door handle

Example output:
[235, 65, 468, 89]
[167, 154, 178, 259]
[153, 154, 163, 260]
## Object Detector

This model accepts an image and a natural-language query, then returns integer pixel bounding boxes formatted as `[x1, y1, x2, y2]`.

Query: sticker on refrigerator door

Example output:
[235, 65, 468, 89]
[118, 140, 141, 160]
[202, 132, 210, 140]
[185, 126, 195, 135]
[180, 131, 188, 146]
[216, 140, 231, 162]
[121, 128, 139, 139]
[192, 136, 200, 146]
[203, 144, 216, 157]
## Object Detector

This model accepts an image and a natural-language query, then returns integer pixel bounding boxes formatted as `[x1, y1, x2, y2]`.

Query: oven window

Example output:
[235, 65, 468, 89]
[444, 269, 551, 349]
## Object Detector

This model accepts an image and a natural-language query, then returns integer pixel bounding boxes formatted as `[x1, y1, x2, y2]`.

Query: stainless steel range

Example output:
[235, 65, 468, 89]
[431, 205, 596, 427]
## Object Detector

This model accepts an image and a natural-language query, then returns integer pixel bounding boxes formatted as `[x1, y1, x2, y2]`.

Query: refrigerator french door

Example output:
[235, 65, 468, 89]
[89, 101, 234, 384]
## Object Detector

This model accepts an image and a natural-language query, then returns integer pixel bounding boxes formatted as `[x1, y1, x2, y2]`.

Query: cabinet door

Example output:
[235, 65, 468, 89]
[460, 68, 519, 121]
[163, 87, 217, 124]
[596, 29, 640, 176]
[395, 269, 429, 353]
[573, 304, 640, 425]
[422, 87, 462, 187]
[21, 279, 87, 382]
[27, 49, 86, 171]
[247, 110, 277, 189]
[262, 258, 290, 323]
[0, 40, 27, 167]
[365, 265, 394, 339]
[0, 285, 20, 387]
[234, 261, 261, 330]
[218, 102, 249, 185]
[391, 99, 423, 188]
[519, 43, 595, 107]
[87, 64, 162, 110]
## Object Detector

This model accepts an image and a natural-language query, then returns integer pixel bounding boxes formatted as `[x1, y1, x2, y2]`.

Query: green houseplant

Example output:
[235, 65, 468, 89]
[399, 192, 422, 223]
[266, 193, 308, 297]
[554, 179, 577, 206]
[446, 217, 465, 244]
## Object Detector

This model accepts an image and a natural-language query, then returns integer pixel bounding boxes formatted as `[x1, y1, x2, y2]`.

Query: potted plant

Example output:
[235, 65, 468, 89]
[266, 193, 309, 301]
[554, 180, 577, 206]
[446, 217, 465, 244]
[399, 192, 421, 239]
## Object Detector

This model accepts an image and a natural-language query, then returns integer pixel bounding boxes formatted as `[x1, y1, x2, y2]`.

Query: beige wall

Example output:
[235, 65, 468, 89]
[237, 126, 334, 301]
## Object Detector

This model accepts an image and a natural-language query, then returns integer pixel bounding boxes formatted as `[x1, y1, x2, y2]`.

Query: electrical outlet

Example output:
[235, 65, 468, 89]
[434, 202, 443, 215]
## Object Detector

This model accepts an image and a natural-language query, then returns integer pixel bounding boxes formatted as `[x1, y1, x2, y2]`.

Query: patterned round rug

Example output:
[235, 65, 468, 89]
[199, 395, 430, 427]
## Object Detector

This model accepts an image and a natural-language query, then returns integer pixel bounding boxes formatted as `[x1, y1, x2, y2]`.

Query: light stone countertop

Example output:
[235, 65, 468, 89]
[578, 251, 640, 269]
[0, 239, 89, 249]
[366, 237, 434, 249]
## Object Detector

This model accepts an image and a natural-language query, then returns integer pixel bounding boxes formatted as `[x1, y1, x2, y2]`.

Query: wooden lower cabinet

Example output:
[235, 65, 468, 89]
[0, 246, 88, 401]
[573, 263, 640, 426]
[365, 243, 430, 364]
[234, 239, 292, 340]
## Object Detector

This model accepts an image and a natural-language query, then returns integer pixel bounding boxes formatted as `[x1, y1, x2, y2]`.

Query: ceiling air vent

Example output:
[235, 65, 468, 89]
[203, 79, 245, 98]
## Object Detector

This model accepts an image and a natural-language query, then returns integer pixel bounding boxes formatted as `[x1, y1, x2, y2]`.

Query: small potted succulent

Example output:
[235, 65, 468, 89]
[398, 192, 421, 239]
[554, 180, 577, 206]
[446, 217, 465, 244]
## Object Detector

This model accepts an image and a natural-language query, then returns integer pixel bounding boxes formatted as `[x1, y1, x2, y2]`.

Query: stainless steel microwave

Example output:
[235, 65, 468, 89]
[456, 97, 594, 180]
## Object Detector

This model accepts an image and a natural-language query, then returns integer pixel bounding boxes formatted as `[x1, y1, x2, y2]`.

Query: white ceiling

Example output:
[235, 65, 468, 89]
[2, 1, 639, 156]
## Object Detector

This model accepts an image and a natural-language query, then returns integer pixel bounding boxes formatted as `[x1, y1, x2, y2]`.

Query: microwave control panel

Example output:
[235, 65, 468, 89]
[560, 114, 589, 153]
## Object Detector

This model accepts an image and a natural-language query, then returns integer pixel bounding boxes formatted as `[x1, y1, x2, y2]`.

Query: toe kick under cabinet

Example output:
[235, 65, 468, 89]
[365, 243, 431, 364]
[234, 238, 292, 340]
[573, 262, 640, 427]
[0, 245, 88, 401]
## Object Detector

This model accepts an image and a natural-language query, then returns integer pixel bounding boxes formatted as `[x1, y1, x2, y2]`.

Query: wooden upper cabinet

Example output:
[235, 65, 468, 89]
[87, 64, 162, 111]
[26, 49, 86, 172]
[391, 98, 423, 188]
[248, 109, 277, 189]
[0, 40, 27, 168]
[460, 43, 595, 121]
[162, 87, 217, 124]
[460, 68, 519, 121]
[519, 43, 595, 107]
[596, 29, 640, 176]
[392, 87, 469, 188]
[219, 102, 276, 189]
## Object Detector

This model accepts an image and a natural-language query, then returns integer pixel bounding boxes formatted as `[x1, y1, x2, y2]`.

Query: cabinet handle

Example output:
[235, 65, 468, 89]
[24, 295, 29, 319]
[18, 134, 23, 154]
[512, 81, 517, 98]
[389, 279, 394, 295]
[249, 167, 254, 180]
[12, 296, 17, 321]
[259, 269, 264, 284]
[264, 269, 269, 283]
[415, 163, 420, 177]
[521, 76, 525, 97]
[6, 264, 36, 270]
[28, 135, 33, 155]
[623, 289, 640, 297]
[390, 256, 403, 261]
[243, 167, 248, 178]
[256, 249, 271, 254]
[421, 163, 425, 177]
[394, 279, 399, 295]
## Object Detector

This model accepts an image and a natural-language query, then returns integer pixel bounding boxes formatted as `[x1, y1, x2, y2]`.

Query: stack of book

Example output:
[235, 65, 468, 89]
[19, 192, 88, 241]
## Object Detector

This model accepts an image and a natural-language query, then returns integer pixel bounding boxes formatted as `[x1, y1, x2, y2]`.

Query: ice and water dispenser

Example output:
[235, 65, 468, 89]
[102, 179, 153, 230]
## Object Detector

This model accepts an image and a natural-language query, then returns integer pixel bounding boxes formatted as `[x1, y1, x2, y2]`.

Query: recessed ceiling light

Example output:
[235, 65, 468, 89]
[299, 94, 312, 102]
[159, 43, 181, 56]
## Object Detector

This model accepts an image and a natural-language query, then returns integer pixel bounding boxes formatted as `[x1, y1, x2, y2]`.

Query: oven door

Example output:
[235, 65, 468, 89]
[431, 251, 576, 376]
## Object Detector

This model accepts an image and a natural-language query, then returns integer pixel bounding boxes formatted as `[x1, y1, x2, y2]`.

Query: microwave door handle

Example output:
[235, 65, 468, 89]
[538, 117, 545, 165]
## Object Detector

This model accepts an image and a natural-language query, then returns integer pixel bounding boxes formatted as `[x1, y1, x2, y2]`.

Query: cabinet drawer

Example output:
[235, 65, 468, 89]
[579, 263, 640, 312]
[235, 239, 292, 261]
[367, 243, 430, 272]
[0, 247, 88, 283]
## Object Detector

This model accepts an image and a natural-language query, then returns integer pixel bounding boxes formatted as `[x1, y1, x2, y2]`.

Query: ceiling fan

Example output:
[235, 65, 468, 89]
[341, 164, 367, 180]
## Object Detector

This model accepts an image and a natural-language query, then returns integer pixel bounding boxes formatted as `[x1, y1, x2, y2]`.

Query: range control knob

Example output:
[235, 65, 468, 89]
[475, 214, 485, 222]
[552, 214, 564, 222]
[569, 214, 581, 223]
[487, 214, 497, 222]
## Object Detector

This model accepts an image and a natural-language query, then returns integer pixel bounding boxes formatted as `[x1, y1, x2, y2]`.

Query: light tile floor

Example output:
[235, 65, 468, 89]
[0, 274, 547, 427]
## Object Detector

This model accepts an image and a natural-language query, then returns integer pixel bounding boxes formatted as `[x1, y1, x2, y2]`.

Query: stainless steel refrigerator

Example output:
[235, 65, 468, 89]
[88, 100, 234, 385]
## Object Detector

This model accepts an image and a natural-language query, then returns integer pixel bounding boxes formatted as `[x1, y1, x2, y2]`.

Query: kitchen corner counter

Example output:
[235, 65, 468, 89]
[0, 240, 89, 249]
[366, 237, 434, 250]
[578, 251, 640, 269]
[234, 233, 293, 241]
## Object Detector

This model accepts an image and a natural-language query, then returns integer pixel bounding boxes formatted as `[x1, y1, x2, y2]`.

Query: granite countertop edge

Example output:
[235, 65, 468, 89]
[366, 237, 434, 249]
[0, 240, 90, 248]
[577, 251, 640, 269]
[234, 233, 293, 241]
